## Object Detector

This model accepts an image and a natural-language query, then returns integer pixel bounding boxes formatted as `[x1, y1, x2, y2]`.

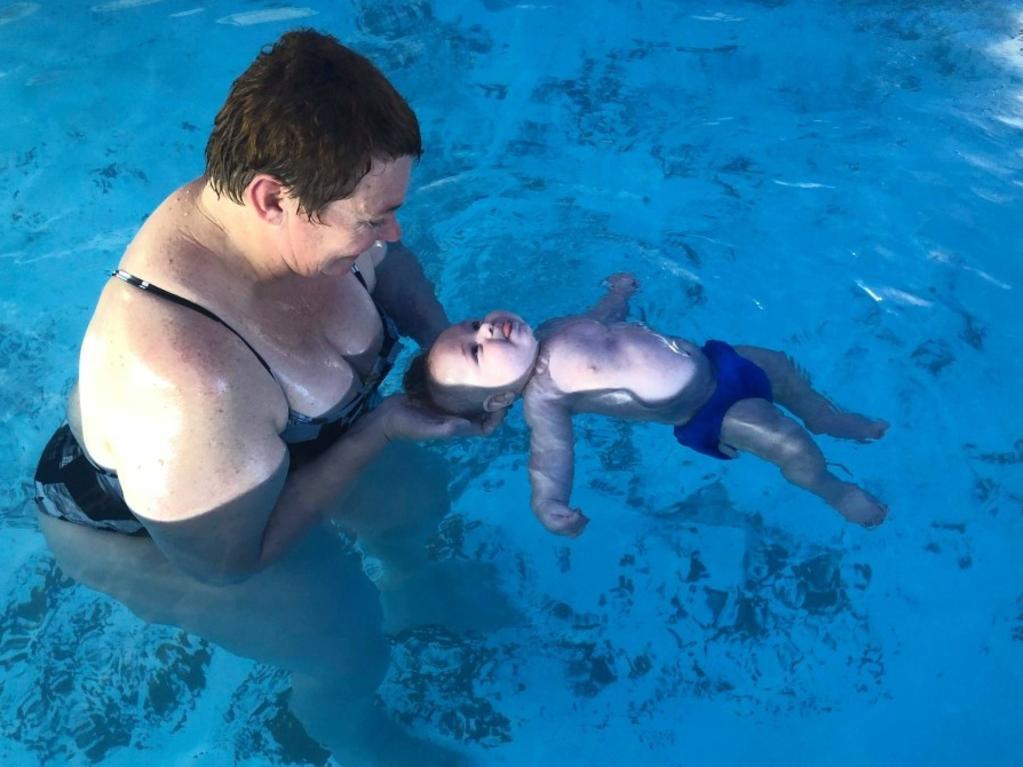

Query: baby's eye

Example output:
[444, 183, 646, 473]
[471, 321, 481, 331]
[471, 344, 481, 361]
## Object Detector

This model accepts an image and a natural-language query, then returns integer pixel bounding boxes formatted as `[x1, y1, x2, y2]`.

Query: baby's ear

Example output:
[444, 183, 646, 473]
[482, 391, 517, 412]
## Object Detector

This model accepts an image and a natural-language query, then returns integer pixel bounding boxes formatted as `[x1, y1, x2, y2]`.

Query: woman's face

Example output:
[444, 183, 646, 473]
[427, 311, 538, 391]
[285, 155, 411, 277]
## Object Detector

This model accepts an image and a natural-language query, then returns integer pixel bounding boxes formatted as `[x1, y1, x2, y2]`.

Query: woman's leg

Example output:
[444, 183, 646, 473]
[335, 441, 521, 634]
[37, 512, 465, 766]
[336, 440, 451, 585]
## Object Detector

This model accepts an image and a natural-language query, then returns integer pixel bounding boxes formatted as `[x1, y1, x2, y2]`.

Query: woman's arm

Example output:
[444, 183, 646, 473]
[106, 285, 495, 585]
[132, 393, 495, 583]
[263, 392, 503, 560]
[371, 241, 449, 347]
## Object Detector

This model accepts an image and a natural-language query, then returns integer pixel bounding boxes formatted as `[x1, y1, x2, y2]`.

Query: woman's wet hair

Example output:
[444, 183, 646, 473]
[205, 29, 422, 220]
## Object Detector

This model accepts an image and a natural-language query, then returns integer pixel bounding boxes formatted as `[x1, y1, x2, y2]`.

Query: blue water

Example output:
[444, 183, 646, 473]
[2, 0, 1022, 765]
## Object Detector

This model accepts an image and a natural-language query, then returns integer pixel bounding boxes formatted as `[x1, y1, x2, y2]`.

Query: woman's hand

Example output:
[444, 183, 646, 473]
[375, 394, 504, 442]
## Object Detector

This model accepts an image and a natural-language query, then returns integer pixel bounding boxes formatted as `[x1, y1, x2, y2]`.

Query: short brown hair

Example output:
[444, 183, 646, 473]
[205, 29, 422, 220]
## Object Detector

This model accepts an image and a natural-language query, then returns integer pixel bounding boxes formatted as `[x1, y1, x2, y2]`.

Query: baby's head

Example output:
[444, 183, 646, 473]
[405, 310, 539, 417]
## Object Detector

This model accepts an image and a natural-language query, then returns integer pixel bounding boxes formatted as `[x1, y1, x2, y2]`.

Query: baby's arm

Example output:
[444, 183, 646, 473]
[522, 389, 588, 536]
[584, 273, 639, 324]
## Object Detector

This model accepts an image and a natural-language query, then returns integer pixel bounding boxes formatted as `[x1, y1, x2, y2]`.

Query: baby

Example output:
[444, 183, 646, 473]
[404, 274, 889, 536]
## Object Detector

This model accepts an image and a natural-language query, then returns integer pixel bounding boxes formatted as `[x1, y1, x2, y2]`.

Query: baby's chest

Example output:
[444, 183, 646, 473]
[546, 329, 695, 404]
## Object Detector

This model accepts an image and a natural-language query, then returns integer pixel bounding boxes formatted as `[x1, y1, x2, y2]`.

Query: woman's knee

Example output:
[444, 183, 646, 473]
[341, 443, 451, 537]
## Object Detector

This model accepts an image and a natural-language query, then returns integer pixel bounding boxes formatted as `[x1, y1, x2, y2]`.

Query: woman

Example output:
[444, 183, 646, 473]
[34, 29, 499, 583]
[33, 30, 500, 765]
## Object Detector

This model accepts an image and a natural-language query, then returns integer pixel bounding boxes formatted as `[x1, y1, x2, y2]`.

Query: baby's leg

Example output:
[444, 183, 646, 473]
[720, 398, 887, 527]
[732, 345, 888, 442]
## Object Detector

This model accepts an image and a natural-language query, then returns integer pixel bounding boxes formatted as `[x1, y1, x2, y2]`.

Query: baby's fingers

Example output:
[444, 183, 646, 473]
[546, 508, 590, 537]
[603, 272, 639, 292]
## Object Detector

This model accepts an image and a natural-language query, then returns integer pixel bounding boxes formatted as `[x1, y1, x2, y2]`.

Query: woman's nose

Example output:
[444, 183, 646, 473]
[380, 216, 402, 242]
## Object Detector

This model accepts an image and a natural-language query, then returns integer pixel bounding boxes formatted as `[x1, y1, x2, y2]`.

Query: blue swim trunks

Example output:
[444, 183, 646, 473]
[673, 340, 773, 460]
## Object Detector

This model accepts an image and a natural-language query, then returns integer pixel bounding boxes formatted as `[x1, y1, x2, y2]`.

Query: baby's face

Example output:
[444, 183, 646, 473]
[428, 311, 538, 390]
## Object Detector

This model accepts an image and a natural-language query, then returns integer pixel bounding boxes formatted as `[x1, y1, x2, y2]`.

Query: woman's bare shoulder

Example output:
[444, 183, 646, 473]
[81, 277, 288, 520]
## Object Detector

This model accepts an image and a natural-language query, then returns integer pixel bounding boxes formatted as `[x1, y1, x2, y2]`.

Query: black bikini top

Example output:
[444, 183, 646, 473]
[112, 267, 401, 467]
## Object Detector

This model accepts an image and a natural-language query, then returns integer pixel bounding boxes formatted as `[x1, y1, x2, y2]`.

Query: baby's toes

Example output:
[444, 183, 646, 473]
[836, 486, 888, 528]
[862, 502, 889, 528]
[872, 419, 890, 439]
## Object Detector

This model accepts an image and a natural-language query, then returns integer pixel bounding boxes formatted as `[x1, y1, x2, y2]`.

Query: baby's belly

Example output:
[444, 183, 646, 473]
[619, 341, 701, 402]
[550, 326, 712, 414]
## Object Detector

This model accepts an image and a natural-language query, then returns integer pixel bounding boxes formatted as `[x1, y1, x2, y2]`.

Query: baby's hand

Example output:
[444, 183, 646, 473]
[535, 501, 590, 537]
[603, 272, 639, 296]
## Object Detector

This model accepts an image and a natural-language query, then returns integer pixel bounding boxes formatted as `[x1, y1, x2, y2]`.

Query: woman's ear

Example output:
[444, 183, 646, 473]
[482, 391, 517, 412]
[245, 174, 289, 224]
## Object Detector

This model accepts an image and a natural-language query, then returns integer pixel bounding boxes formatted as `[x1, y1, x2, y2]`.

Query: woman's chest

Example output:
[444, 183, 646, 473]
[251, 277, 386, 418]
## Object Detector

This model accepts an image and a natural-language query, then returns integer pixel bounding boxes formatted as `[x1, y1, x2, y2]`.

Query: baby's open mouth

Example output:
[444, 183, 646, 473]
[502, 320, 514, 339]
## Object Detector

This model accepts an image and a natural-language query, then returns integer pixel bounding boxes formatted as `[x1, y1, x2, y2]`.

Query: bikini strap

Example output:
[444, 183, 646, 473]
[350, 263, 400, 359]
[350, 262, 369, 290]
[111, 269, 276, 379]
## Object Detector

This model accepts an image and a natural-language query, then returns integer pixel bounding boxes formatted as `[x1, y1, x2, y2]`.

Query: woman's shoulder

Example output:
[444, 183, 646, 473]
[80, 280, 288, 524]
[92, 273, 276, 390]
[83, 267, 287, 447]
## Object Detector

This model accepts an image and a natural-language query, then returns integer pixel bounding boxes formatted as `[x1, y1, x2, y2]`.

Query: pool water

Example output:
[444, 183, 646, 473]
[2, 0, 1022, 765]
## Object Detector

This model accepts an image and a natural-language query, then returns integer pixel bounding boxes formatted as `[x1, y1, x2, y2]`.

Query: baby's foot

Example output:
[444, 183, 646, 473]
[810, 411, 889, 443]
[834, 484, 888, 528]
